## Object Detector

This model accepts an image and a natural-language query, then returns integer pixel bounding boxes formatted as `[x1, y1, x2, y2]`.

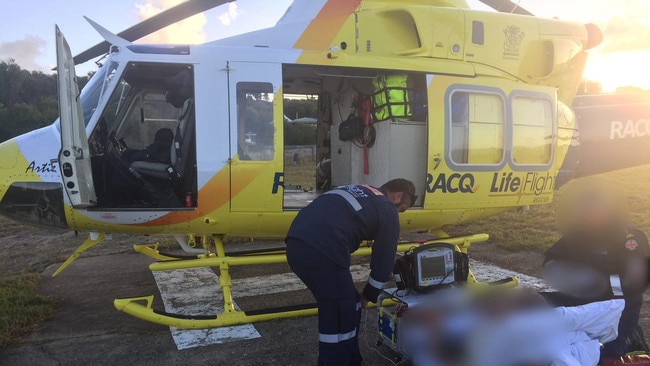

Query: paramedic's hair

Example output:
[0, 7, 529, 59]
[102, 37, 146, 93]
[381, 179, 417, 206]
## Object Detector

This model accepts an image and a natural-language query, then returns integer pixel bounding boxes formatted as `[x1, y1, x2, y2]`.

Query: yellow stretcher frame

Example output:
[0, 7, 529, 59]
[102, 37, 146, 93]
[115, 233, 518, 329]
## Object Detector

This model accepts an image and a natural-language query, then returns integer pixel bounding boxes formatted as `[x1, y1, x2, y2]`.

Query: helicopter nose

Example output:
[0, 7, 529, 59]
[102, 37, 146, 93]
[0, 138, 68, 229]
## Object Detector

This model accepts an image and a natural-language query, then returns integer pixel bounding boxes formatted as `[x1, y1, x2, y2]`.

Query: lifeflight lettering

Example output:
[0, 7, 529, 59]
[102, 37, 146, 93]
[426, 172, 554, 196]
[490, 172, 554, 196]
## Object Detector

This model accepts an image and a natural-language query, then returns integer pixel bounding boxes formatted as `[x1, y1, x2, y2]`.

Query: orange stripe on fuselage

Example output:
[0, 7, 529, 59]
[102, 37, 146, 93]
[293, 0, 362, 51]
[134, 165, 261, 227]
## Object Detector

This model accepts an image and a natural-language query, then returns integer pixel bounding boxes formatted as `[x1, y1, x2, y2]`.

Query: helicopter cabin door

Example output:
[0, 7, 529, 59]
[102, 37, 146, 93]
[55, 26, 97, 208]
[228, 62, 283, 213]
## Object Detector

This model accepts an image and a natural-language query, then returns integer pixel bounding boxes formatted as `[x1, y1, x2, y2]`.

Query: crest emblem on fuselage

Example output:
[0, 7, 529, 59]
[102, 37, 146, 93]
[503, 25, 525, 59]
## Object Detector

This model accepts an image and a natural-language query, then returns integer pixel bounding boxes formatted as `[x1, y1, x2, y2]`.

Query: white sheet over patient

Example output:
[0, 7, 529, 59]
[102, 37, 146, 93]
[467, 299, 625, 366]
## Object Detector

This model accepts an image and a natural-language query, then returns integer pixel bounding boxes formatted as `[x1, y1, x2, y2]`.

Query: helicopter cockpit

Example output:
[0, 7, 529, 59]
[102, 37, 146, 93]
[87, 63, 197, 209]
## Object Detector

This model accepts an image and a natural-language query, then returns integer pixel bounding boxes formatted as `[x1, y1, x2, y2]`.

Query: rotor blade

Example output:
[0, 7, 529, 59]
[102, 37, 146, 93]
[73, 0, 233, 65]
[84, 17, 130, 47]
[477, 0, 533, 16]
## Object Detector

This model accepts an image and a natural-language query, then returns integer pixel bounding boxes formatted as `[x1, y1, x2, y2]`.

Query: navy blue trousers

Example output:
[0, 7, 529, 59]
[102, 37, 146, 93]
[286, 239, 363, 366]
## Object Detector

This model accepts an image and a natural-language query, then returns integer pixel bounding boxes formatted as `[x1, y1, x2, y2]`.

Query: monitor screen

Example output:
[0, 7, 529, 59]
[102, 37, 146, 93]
[420, 255, 447, 279]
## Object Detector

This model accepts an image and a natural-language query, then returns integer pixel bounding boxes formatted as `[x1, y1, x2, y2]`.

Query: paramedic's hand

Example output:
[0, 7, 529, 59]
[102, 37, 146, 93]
[360, 295, 370, 309]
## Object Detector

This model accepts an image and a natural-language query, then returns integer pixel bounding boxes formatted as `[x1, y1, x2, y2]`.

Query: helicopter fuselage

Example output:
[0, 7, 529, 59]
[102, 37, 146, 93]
[0, 4, 605, 239]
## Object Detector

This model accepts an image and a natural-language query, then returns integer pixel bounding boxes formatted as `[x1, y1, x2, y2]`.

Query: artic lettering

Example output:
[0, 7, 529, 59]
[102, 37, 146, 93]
[25, 160, 57, 174]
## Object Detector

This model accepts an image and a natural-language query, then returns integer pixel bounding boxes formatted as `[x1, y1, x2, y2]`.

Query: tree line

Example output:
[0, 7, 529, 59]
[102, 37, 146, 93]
[0, 60, 90, 142]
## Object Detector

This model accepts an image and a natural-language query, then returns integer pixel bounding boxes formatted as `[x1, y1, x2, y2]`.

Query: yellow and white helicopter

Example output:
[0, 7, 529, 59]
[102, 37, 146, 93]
[1, 0, 649, 328]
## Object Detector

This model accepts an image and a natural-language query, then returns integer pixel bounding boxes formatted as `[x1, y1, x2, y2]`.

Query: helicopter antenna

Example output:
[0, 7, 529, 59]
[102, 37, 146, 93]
[94, 53, 109, 69]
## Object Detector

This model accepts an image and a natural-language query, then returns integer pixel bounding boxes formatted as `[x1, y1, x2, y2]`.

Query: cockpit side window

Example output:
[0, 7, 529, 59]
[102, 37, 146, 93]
[88, 62, 197, 209]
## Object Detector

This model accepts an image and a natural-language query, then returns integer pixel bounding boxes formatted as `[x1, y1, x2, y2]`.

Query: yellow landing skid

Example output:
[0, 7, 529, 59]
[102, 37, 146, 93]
[134, 234, 215, 262]
[53, 232, 106, 276]
[115, 233, 516, 329]
[114, 295, 322, 329]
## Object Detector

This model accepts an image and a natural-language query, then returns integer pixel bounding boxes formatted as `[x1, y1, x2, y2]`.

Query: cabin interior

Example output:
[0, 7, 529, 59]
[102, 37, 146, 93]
[281, 64, 429, 209]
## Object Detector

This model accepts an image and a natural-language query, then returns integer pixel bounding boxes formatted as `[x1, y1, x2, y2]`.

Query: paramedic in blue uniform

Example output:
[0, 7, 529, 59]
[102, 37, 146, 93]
[542, 184, 649, 358]
[285, 179, 416, 366]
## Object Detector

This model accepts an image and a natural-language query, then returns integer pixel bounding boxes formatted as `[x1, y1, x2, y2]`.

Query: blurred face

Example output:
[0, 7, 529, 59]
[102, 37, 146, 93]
[573, 194, 620, 231]
[579, 206, 612, 229]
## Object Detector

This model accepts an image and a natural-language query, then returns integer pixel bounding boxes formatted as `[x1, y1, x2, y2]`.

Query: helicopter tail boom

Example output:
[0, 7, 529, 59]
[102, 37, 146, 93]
[557, 94, 650, 186]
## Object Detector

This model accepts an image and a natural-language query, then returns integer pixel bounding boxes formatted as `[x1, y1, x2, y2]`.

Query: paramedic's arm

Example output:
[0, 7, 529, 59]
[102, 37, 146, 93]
[623, 230, 650, 293]
[362, 208, 400, 306]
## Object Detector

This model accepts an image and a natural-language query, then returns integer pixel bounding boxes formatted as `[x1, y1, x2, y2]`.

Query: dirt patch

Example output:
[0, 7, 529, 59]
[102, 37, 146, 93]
[0, 216, 178, 279]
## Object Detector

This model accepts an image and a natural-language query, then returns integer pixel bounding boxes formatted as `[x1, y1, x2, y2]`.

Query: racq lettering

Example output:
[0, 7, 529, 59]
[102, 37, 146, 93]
[426, 173, 475, 193]
[610, 119, 650, 140]
[490, 172, 554, 196]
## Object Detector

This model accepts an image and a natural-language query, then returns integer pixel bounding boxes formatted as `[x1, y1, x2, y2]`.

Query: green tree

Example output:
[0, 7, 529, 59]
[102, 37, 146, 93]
[0, 60, 92, 142]
[243, 96, 274, 146]
[0, 103, 9, 141]
[284, 121, 317, 145]
[7, 103, 45, 136]
[284, 98, 318, 120]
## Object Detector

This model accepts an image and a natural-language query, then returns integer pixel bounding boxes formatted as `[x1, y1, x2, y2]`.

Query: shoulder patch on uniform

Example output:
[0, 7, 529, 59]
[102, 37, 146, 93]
[361, 184, 383, 196]
[341, 185, 368, 198]
[625, 239, 639, 251]
[626, 232, 635, 239]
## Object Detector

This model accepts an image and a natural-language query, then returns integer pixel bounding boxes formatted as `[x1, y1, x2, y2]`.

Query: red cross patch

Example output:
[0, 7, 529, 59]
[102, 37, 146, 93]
[625, 239, 639, 251]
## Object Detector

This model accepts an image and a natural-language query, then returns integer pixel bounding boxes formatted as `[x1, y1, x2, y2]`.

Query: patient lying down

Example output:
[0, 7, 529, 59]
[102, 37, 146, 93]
[398, 288, 625, 366]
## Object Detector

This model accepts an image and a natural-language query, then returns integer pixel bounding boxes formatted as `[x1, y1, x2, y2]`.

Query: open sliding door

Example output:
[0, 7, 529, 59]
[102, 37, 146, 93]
[56, 26, 96, 208]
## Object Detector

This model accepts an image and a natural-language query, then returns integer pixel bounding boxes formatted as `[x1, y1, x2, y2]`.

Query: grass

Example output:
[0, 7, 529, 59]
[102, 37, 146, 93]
[446, 163, 650, 252]
[284, 160, 317, 190]
[0, 273, 57, 350]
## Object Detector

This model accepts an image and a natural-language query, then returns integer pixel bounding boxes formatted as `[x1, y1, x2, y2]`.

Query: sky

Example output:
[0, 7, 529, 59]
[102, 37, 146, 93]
[0, 0, 648, 92]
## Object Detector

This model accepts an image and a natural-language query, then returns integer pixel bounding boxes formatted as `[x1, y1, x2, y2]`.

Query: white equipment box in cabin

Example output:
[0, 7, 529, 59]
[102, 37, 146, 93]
[332, 120, 427, 206]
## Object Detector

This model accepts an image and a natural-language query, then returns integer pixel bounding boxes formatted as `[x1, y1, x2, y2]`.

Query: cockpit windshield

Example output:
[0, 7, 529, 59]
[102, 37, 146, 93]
[75, 61, 119, 127]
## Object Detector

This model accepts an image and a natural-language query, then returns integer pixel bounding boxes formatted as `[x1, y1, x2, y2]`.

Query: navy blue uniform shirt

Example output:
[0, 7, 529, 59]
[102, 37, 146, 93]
[545, 227, 650, 297]
[286, 184, 400, 301]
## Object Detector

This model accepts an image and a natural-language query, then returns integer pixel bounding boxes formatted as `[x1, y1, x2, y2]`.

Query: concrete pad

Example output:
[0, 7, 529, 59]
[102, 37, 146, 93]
[152, 268, 261, 350]
[0, 252, 393, 365]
